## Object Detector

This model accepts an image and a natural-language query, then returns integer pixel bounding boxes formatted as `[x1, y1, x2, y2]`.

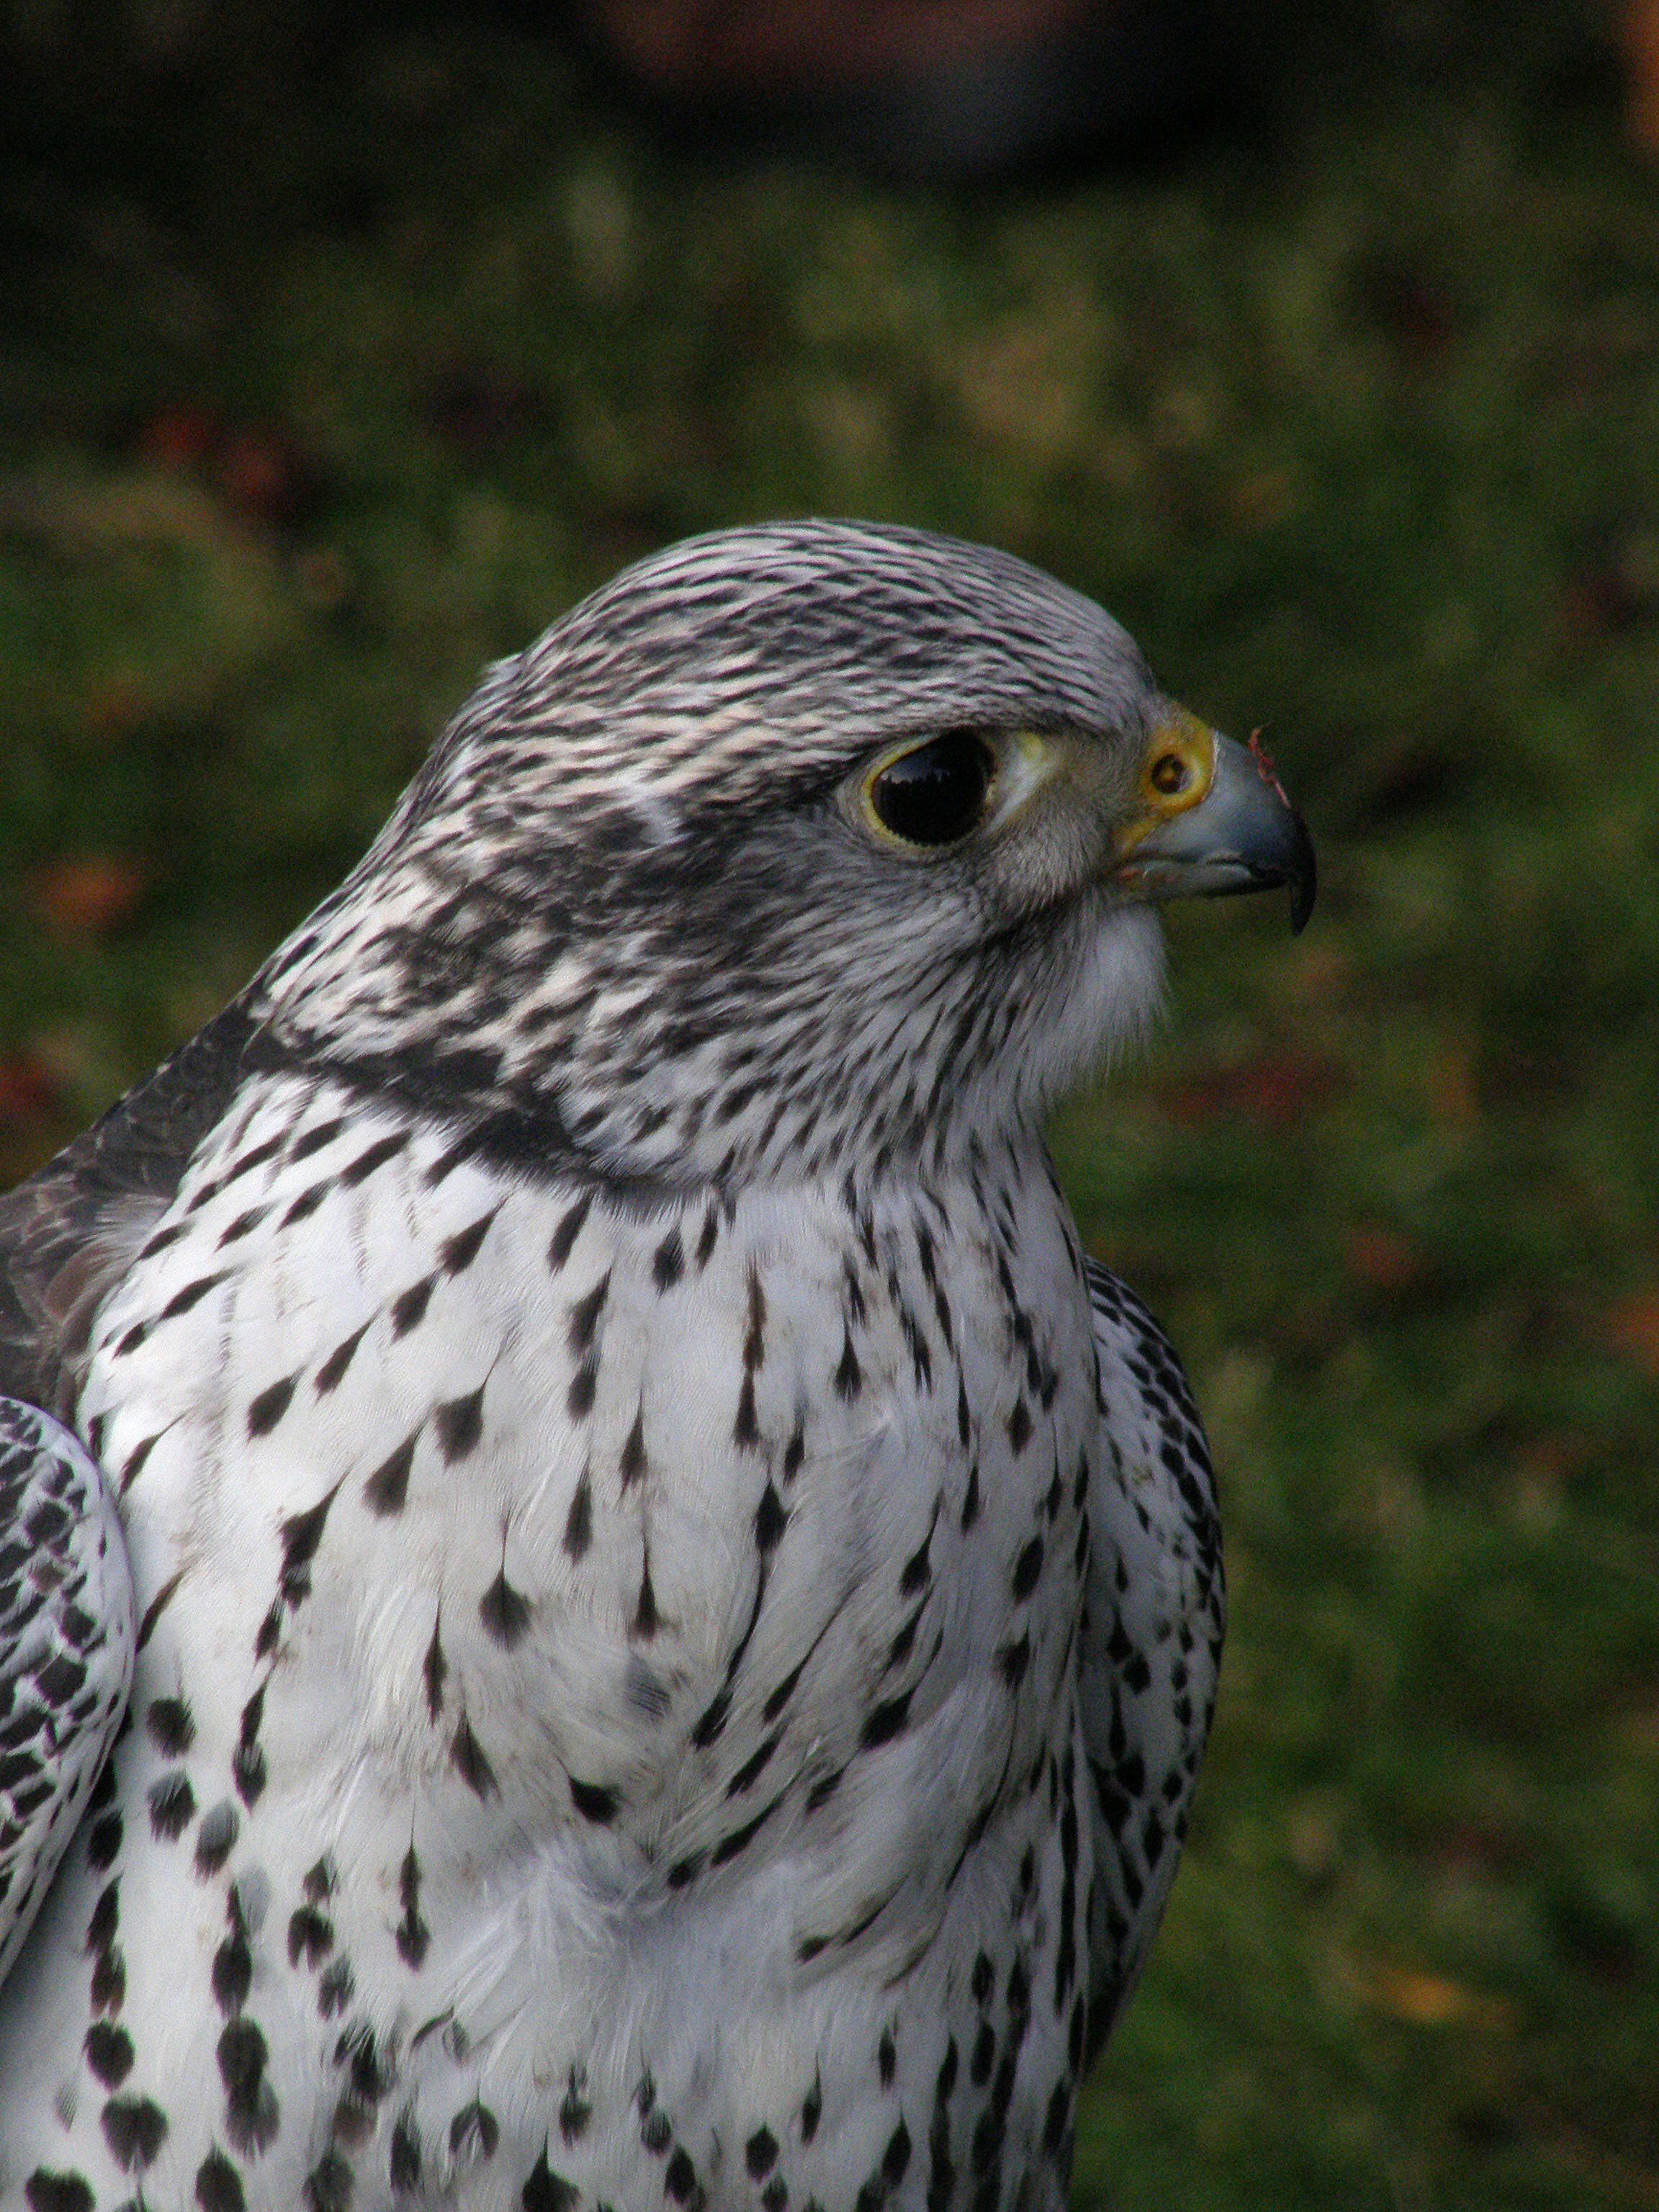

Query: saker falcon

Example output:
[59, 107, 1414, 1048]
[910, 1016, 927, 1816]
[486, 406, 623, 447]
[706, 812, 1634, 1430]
[0, 521, 1313, 2212]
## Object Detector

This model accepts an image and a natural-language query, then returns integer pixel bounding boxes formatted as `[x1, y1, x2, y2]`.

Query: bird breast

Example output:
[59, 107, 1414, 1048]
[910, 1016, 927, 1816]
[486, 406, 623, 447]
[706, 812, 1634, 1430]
[77, 1070, 1099, 2016]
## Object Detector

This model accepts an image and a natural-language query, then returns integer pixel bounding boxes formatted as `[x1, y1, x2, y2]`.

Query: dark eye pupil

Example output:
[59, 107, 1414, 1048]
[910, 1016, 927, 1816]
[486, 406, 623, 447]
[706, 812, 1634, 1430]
[870, 732, 994, 847]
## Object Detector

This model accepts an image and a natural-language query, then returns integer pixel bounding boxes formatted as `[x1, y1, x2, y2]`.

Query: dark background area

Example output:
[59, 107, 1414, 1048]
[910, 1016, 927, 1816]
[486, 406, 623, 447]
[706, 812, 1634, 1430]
[2, 3, 1657, 2204]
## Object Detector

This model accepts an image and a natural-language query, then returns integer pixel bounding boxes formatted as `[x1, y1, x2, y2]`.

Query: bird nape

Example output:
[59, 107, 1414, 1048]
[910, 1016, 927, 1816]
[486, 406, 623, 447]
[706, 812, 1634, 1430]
[0, 522, 1310, 2212]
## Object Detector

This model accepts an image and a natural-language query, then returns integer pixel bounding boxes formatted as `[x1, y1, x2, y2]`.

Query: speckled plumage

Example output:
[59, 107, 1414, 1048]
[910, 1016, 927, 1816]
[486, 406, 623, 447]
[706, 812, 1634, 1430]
[0, 1405, 133, 1994]
[0, 522, 1300, 2212]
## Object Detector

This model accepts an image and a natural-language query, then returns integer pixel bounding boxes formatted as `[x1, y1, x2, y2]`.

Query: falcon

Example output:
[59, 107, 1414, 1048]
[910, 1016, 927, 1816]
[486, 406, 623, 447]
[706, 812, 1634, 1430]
[0, 522, 1313, 2212]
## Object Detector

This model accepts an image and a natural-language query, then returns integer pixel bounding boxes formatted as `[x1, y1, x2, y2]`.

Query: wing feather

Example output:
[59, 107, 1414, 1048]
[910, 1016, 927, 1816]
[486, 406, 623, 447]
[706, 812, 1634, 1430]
[1079, 1258, 1226, 2059]
[0, 1003, 256, 1985]
[0, 1399, 135, 1986]
[0, 1002, 258, 1415]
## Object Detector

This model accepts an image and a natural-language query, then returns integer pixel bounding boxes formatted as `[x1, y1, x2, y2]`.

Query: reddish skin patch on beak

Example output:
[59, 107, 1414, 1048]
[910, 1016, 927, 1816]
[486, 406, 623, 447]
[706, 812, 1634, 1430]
[1248, 729, 1292, 807]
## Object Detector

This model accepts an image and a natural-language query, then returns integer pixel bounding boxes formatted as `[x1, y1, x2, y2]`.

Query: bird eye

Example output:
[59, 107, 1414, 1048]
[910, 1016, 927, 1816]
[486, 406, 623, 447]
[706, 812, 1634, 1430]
[866, 732, 997, 849]
[1150, 751, 1190, 796]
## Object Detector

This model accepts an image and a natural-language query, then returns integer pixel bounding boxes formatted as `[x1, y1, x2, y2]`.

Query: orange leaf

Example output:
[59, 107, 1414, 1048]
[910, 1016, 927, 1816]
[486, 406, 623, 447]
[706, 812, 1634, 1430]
[30, 857, 150, 941]
[216, 427, 318, 529]
[0, 1055, 59, 1125]
[1371, 1966, 1472, 2026]
[1343, 1224, 1424, 1295]
[140, 404, 222, 471]
[1609, 1290, 1659, 1375]
[1369, 1965, 1516, 2033]
[1161, 1055, 1346, 1130]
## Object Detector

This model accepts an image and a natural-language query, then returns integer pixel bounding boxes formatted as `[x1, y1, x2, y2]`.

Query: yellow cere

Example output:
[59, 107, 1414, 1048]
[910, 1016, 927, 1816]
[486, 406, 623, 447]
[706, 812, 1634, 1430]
[1118, 711, 1217, 853]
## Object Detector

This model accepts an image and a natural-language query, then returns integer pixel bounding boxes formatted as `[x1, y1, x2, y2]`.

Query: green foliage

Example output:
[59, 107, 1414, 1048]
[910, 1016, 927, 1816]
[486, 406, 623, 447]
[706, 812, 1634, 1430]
[1, 6, 1655, 2202]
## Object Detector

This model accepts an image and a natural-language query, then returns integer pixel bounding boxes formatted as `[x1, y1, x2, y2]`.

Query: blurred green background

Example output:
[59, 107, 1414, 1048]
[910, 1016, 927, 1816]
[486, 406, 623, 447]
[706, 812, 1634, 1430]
[3, 2, 1658, 2204]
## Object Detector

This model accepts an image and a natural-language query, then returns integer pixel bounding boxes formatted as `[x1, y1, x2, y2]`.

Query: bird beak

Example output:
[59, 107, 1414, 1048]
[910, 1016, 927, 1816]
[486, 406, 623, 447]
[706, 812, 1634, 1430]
[1111, 714, 1316, 934]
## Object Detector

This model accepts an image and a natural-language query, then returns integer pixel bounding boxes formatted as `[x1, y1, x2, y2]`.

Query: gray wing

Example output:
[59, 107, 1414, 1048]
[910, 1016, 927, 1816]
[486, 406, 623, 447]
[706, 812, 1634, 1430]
[0, 1002, 258, 1987]
[1079, 1259, 1226, 2060]
[0, 1002, 259, 1417]
[0, 1398, 135, 1985]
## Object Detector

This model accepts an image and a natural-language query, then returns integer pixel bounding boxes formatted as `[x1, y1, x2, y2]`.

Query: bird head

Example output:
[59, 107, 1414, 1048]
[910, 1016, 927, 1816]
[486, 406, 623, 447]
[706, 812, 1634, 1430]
[259, 522, 1313, 1195]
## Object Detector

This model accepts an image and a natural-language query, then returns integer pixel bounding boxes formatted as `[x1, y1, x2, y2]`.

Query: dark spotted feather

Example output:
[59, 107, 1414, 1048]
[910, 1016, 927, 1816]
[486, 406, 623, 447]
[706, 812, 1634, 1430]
[0, 1399, 135, 1984]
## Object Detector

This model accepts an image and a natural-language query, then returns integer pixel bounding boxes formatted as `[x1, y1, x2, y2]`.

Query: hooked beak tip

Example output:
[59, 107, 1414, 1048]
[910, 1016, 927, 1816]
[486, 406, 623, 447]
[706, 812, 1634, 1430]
[1287, 813, 1318, 934]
